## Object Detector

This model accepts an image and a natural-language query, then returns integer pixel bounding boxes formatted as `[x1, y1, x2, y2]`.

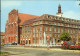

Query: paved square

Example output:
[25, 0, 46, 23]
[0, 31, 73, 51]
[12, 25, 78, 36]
[1, 46, 80, 56]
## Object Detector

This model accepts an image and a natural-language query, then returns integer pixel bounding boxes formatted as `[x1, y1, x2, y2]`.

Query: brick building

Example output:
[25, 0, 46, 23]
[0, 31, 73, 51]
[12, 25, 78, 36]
[0, 32, 5, 44]
[4, 4, 80, 46]
[5, 9, 39, 44]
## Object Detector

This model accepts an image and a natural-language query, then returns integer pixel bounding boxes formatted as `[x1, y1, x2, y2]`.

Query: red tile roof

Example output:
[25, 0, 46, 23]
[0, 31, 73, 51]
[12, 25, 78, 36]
[18, 13, 39, 25]
[22, 18, 37, 25]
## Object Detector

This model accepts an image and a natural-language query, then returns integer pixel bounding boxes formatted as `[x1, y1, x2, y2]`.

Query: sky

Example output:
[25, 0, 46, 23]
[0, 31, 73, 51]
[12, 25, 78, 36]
[1, 0, 80, 32]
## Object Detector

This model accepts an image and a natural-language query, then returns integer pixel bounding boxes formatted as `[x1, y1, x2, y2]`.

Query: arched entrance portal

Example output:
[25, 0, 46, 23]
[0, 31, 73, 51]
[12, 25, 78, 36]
[26, 39, 27, 44]
[29, 39, 31, 44]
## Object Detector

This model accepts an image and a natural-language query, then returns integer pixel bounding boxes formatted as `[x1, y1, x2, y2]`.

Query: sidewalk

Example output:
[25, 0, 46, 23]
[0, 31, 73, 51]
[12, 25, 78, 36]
[5, 46, 80, 53]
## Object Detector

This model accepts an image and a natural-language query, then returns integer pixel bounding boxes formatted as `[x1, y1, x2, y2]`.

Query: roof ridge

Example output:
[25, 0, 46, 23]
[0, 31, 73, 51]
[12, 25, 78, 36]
[18, 13, 39, 17]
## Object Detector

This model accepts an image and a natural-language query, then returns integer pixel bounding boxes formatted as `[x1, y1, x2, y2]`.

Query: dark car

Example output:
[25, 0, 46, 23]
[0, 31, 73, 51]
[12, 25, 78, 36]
[11, 42, 17, 45]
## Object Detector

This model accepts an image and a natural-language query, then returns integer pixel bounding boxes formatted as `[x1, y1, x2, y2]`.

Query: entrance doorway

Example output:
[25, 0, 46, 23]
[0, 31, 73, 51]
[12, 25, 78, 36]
[26, 40, 27, 44]
[29, 40, 31, 44]
[21, 40, 22, 44]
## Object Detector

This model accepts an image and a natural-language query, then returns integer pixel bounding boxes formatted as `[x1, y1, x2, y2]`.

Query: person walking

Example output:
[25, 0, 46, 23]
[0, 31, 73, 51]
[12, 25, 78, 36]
[61, 41, 64, 46]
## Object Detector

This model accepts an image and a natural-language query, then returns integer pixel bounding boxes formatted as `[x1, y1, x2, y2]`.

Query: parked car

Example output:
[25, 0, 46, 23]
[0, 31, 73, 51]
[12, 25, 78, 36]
[4, 43, 12, 45]
[1, 43, 4, 46]
[19, 43, 25, 45]
[67, 42, 75, 45]
[11, 42, 17, 45]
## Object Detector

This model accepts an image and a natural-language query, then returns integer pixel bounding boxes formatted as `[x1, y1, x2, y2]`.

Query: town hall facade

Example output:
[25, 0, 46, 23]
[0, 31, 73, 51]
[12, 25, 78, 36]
[4, 4, 80, 46]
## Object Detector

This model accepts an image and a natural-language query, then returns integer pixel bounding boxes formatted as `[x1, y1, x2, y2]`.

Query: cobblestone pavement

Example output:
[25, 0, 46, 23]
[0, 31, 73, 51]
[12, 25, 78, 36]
[1, 46, 80, 56]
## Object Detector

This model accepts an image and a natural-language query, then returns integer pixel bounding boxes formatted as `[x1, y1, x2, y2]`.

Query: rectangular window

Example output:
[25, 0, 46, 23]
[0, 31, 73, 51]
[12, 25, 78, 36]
[33, 33, 35, 37]
[23, 27, 24, 34]
[54, 22, 56, 25]
[45, 26, 48, 31]
[68, 24, 69, 27]
[45, 21, 48, 24]
[40, 21, 42, 24]
[54, 34, 56, 37]
[33, 22, 35, 25]
[33, 27, 35, 33]
[70, 29, 72, 33]
[37, 39, 38, 44]
[73, 29, 75, 33]
[40, 26, 42, 31]
[36, 33, 38, 37]
[39, 33, 42, 37]
[61, 28, 63, 33]
[61, 23, 63, 26]
[49, 26, 52, 31]
[36, 22, 38, 25]
[58, 27, 60, 33]
[49, 21, 52, 24]
[58, 23, 60, 26]
[36, 26, 38, 32]
[54, 27, 56, 32]
[33, 39, 35, 44]
[49, 33, 52, 37]
[68, 29, 69, 33]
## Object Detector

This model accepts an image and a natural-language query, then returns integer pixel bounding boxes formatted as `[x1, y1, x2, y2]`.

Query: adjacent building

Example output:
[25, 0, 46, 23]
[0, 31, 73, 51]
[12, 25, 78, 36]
[0, 32, 5, 44]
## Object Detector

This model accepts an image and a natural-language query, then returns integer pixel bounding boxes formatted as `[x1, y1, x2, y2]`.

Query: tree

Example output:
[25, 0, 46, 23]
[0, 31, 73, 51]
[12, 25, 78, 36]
[59, 32, 71, 41]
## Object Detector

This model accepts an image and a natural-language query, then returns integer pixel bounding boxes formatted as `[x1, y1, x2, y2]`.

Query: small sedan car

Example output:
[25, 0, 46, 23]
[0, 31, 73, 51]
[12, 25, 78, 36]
[11, 42, 17, 45]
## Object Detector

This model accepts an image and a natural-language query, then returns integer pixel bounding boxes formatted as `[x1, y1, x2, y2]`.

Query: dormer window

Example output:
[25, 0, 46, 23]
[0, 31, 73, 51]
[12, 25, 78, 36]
[50, 16, 53, 19]
[57, 17, 59, 20]
[54, 17, 56, 20]
[66, 19, 68, 22]
[63, 18, 65, 21]
[62, 18, 64, 20]
[67, 19, 69, 21]
[56, 17, 58, 20]
[47, 15, 50, 18]
[53, 16, 54, 19]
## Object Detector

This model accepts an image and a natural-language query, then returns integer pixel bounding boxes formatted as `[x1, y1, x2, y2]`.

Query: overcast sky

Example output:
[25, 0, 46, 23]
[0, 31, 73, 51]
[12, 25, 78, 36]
[1, 0, 80, 32]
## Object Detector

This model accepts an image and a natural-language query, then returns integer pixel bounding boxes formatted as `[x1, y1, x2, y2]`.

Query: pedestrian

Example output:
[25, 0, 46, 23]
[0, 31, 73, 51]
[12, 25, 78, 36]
[64, 41, 67, 45]
[61, 41, 63, 46]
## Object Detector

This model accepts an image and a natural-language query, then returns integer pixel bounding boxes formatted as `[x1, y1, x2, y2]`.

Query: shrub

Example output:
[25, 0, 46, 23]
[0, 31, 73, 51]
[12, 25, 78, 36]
[62, 44, 80, 50]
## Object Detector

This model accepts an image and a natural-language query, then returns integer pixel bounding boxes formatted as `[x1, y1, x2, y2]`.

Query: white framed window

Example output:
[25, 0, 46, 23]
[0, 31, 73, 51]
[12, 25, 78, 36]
[54, 27, 56, 32]
[49, 26, 52, 31]
[45, 26, 48, 31]
[40, 26, 42, 31]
